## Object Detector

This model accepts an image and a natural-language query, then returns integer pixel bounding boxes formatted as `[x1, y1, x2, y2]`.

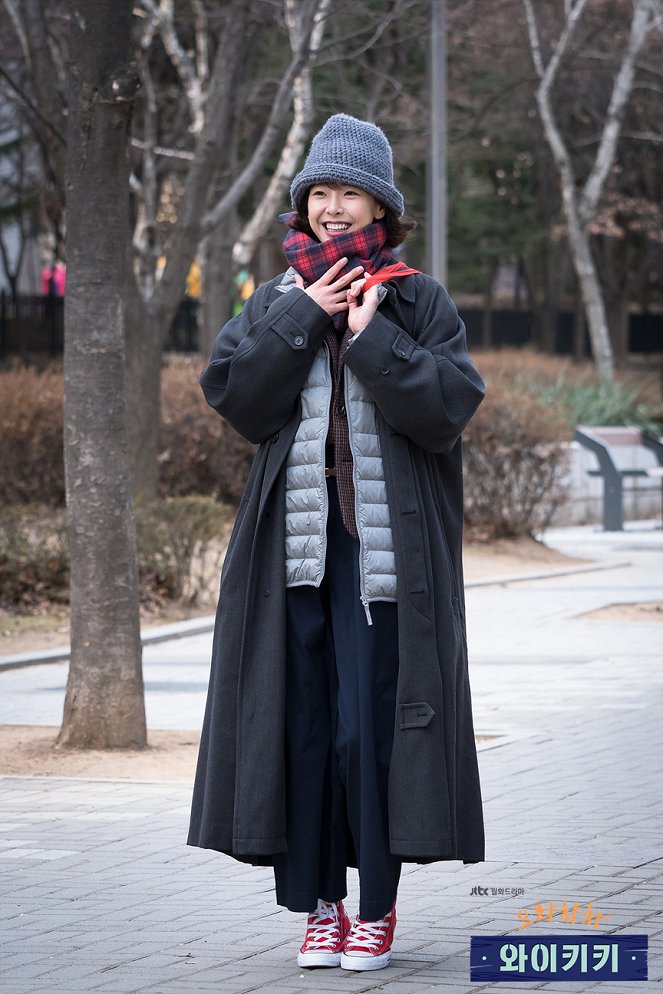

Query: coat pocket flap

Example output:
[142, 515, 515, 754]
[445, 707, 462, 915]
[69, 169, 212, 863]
[397, 702, 435, 729]
[392, 332, 414, 360]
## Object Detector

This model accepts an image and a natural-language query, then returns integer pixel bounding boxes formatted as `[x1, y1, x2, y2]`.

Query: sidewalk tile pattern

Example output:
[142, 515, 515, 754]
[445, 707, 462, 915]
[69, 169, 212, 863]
[1, 524, 661, 991]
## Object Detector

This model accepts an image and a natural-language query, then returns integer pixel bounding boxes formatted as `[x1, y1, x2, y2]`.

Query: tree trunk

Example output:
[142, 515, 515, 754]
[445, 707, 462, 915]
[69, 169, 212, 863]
[573, 288, 586, 363]
[522, 0, 655, 381]
[125, 288, 162, 501]
[481, 262, 496, 348]
[124, 1, 321, 494]
[541, 239, 565, 354]
[200, 218, 237, 360]
[601, 235, 630, 369]
[564, 203, 614, 381]
[200, 112, 240, 359]
[59, 0, 146, 749]
[522, 256, 543, 349]
[611, 295, 630, 369]
[124, 1, 247, 496]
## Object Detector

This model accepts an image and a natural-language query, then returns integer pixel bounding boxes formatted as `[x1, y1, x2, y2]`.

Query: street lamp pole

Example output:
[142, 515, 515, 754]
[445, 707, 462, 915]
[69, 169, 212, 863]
[427, 0, 447, 286]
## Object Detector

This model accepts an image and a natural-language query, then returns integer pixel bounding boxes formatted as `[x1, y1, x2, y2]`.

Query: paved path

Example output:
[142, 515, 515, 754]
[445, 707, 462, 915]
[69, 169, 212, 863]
[1, 524, 662, 992]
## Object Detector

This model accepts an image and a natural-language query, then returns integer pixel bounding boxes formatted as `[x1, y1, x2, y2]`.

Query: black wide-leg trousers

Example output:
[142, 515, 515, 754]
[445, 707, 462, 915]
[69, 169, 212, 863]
[273, 477, 402, 921]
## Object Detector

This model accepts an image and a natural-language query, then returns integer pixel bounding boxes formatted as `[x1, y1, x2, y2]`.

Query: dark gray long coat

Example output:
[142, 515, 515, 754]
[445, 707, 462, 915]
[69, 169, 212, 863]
[188, 271, 486, 865]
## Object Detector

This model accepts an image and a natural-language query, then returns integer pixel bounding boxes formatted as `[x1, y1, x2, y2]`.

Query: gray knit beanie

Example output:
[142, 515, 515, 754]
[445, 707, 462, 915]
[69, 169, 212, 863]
[290, 113, 405, 217]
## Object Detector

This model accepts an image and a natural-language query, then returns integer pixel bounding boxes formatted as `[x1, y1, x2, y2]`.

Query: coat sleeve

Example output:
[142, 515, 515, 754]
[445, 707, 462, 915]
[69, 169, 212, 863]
[342, 274, 485, 453]
[199, 282, 331, 444]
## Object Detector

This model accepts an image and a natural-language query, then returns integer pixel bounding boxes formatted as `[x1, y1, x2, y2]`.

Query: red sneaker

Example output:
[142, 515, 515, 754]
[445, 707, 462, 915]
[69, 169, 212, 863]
[341, 903, 397, 971]
[297, 899, 351, 968]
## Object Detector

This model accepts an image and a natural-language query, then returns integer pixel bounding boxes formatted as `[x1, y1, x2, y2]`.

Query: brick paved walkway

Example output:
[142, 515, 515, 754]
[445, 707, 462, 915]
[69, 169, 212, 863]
[1, 524, 661, 992]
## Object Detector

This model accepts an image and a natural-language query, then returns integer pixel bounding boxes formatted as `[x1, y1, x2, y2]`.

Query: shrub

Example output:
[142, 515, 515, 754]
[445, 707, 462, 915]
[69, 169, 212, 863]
[0, 497, 233, 611]
[0, 357, 256, 507]
[463, 348, 660, 539]
[159, 356, 256, 503]
[473, 348, 660, 430]
[1, 351, 655, 546]
[0, 505, 69, 608]
[473, 348, 577, 391]
[463, 373, 570, 540]
[538, 376, 659, 432]
[0, 363, 64, 505]
[135, 496, 233, 606]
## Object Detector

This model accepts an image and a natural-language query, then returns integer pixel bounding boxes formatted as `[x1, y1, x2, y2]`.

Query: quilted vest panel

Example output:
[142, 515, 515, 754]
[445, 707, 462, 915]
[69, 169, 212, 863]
[285, 343, 397, 609]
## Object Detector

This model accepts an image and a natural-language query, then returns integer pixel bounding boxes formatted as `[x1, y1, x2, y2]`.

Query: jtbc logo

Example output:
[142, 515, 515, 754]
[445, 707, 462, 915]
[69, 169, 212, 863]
[471, 885, 489, 896]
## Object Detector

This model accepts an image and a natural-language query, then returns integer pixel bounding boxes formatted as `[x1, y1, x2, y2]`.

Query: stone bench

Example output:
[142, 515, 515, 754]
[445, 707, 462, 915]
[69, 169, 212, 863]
[573, 425, 663, 530]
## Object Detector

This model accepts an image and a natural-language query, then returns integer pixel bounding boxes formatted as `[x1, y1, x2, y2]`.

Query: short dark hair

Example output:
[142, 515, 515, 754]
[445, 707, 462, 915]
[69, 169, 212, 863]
[289, 197, 416, 248]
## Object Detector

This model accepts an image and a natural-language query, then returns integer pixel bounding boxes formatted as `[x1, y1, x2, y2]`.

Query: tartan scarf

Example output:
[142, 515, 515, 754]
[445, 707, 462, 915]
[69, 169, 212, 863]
[282, 217, 396, 332]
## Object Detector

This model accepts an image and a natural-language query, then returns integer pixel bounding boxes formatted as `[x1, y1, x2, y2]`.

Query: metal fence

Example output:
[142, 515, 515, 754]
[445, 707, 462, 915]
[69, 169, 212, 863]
[461, 307, 662, 355]
[0, 293, 200, 359]
[0, 291, 660, 359]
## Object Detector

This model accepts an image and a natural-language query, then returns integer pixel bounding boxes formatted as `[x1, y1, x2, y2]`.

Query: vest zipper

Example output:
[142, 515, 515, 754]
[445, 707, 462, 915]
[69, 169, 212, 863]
[319, 342, 331, 580]
[345, 370, 373, 627]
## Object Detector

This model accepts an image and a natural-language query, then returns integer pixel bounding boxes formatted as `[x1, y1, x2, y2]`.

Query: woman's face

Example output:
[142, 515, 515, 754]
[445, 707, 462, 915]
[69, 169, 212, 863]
[307, 184, 385, 242]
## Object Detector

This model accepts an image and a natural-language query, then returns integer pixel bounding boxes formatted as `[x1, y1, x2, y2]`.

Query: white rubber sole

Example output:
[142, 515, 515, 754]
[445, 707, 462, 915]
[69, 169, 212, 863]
[297, 950, 341, 968]
[340, 948, 392, 971]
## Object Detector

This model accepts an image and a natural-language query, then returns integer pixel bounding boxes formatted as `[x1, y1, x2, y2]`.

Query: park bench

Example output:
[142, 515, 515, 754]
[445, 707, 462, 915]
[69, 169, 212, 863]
[573, 425, 663, 531]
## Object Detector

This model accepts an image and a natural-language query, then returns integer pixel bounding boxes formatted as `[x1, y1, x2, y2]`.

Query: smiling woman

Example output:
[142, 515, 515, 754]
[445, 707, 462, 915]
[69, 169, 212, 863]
[188, 112, 486, 974]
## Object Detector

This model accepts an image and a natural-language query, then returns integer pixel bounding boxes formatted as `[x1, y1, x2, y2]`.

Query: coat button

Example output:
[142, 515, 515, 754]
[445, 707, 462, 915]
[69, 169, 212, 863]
[398, 348, 407, 358]
[272, 432, 279, 442]
[380, 364, 390, 375]
[263, 589, 270, 597]
[293, 335, 304, 346]
[337, 404, 346, 417]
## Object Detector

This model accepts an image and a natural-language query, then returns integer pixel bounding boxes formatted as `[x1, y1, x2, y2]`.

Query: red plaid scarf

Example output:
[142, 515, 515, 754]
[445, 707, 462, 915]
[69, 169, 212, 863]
[282, 217, 396, 332]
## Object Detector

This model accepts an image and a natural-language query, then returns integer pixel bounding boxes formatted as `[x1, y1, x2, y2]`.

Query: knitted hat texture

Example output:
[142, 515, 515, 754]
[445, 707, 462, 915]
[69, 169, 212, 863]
[290, 113, 405, 217]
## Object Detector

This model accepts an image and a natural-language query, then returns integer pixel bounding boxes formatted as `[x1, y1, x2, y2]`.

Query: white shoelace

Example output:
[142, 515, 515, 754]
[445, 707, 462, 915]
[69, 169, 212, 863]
[346, 915, 390, 952]
[304, 900, 341, 950]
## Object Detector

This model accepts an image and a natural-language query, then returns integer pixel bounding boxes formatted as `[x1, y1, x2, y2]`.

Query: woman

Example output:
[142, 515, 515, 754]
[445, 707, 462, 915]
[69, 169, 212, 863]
[188, 113, 486, 972]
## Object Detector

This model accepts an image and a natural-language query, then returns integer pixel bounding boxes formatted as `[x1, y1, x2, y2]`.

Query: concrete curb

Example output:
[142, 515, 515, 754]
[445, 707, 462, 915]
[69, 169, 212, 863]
[463, 558, 629, 588]
[0, 614, 215, 672]
[1, 557, 630, 673]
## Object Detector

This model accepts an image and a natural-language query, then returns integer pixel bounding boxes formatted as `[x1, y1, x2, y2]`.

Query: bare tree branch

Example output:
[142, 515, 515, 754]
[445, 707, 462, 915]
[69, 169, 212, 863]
[154, 0, 248, 316]
[0, 64, 66, 145]
[191, 0, 209, 99]
[140, 0, 205, 133]
[2, 0, 30, 66]
[527, 0, 589, 85]
[130, 138, 195, 159]
[621, 129, 663, 143]
[314, 0, 420, 62]
[233, 0, 331, 268]
[523, 0, 610, 379]
[580, 0, 659, 223]
[202, 2, 321, 235]
[522, 0, 660, 381]
[523, 0, 580, 188]
[132, 51, 159, 296]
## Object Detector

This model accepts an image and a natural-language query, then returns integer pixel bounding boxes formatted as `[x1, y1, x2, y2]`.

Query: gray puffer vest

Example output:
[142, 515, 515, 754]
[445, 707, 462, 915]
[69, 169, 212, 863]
[278, 272, 396, 624]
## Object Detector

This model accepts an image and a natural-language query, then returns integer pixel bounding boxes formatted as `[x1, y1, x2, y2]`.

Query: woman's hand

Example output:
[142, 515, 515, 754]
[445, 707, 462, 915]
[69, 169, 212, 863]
[347, 278, 379, 335]
[294, 257, 364, 317]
